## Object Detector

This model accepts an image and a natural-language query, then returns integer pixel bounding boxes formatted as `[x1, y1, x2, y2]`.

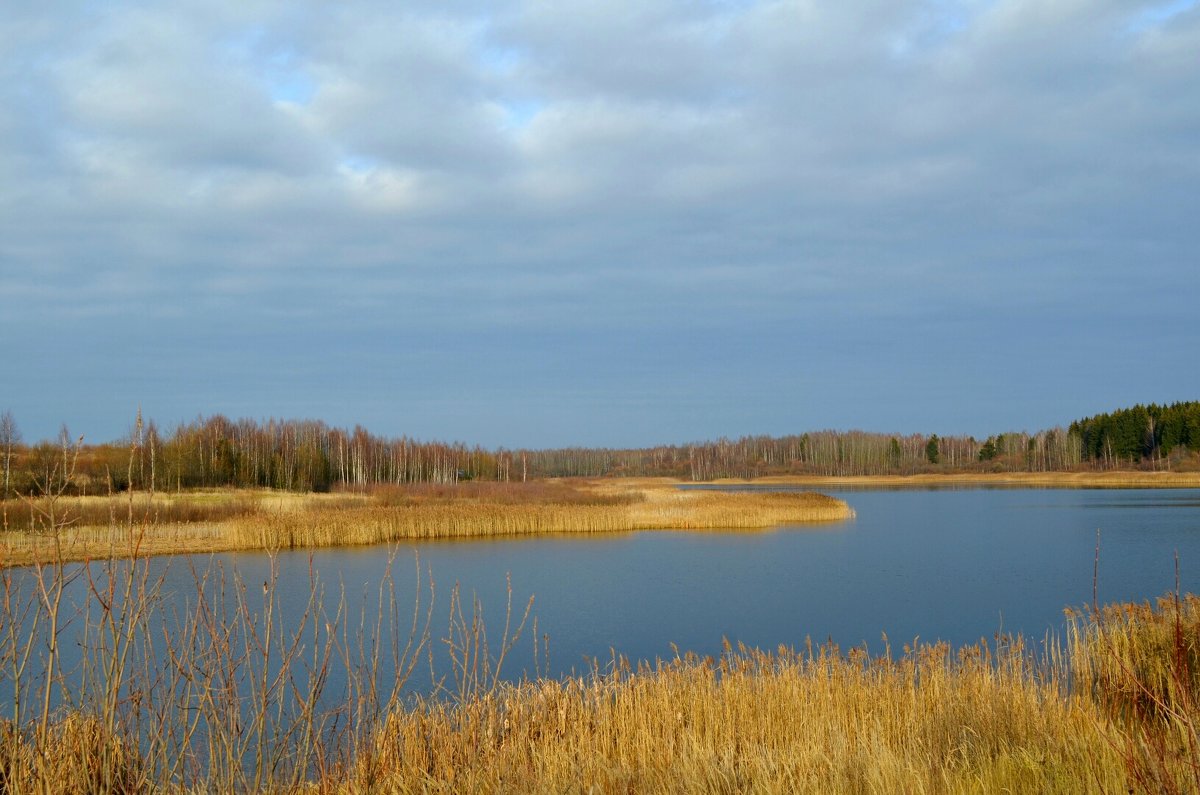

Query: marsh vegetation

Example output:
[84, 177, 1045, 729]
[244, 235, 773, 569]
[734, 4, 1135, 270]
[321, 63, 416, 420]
[0, 423, 849, 566]
[1, 479, 852, 567]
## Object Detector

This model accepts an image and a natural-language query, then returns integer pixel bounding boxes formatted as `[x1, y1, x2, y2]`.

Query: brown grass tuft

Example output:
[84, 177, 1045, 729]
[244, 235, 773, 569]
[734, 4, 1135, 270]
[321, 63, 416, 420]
[1069, 594, 1200, 792]
[0, 714, 143, 794]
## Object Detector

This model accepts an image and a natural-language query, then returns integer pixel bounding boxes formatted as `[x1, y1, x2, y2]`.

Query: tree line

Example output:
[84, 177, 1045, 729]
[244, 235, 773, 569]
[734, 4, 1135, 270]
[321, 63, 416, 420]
[1069, 402, 1200, 466]
[0, 412, 515, 497]
[0, 403, 1197, 498]
[524, 428, 1086, 480]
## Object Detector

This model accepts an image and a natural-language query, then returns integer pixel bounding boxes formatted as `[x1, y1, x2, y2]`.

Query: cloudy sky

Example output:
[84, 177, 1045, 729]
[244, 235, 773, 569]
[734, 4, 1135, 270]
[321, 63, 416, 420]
[1, 0, 1197, 447]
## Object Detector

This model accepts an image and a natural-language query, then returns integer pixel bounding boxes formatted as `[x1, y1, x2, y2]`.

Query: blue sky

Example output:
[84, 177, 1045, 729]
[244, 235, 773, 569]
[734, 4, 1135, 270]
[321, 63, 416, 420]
[1, 0, 1198, 447]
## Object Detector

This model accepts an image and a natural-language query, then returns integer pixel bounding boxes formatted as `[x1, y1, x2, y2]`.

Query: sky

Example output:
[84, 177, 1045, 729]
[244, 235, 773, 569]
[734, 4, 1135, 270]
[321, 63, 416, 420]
[1, 0, 1198, 448]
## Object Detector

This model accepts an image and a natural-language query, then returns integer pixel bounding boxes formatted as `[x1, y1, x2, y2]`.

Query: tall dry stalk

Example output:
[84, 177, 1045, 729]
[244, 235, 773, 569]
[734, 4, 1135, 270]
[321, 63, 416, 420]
[0, 421, 438, 791]
[1068, 568, 1200, 792]
[437, 574, 534, 705]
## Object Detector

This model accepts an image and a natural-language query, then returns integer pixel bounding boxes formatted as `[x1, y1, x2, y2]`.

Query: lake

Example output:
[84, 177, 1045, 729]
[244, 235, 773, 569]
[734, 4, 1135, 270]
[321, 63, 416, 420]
[135, 486, 1200, 688]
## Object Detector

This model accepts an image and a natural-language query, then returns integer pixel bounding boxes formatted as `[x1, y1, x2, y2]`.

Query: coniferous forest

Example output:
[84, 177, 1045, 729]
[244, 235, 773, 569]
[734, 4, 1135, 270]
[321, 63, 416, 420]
[0, 402, 1198, 497]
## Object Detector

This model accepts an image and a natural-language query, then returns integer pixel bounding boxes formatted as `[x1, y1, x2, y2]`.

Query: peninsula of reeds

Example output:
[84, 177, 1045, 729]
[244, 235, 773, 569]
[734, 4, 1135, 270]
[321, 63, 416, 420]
[0, 479, 853, 566]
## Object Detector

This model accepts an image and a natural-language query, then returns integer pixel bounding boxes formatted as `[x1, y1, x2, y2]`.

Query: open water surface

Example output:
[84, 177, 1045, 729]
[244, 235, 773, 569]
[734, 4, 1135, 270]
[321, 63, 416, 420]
[7, 487, 1200, 703]
[149, 487, 1200, 683]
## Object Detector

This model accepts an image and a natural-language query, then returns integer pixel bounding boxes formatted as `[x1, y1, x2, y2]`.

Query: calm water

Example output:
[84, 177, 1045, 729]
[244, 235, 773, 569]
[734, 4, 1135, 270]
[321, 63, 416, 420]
[140, 487, 1200, 684]
[7, 487, 1200, 706]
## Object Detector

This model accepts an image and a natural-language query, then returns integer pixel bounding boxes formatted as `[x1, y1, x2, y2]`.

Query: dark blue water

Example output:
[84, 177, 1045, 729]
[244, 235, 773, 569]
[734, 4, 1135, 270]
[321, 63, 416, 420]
[147, 487, 1200, 684]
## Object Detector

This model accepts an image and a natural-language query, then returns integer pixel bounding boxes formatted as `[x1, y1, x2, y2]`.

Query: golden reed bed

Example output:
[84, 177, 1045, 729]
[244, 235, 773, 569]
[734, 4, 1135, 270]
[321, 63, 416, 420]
[3, 595, 1196, 793]
[358, 642, 1111, 793]
[0, 481, 853, 566]
[358, 594, 1200, 794]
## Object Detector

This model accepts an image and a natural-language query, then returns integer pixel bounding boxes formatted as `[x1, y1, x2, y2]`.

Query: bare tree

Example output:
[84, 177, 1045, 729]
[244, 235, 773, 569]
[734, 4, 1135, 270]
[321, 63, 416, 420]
[0, 410, 19, 533]
[1, 409, 19, 501]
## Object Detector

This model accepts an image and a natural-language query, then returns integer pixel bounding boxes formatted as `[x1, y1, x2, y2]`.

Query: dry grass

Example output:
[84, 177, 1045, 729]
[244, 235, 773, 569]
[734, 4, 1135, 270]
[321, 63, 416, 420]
[6, 492, 258, 533]
[0, 616, 1193, 794]
[1067, 594, 1200, 792]
[368, 480, 639, 507]
[227, 483, 850, 550]
[628, 487, 849, 530]
[337, 596, 1200, 794]
[0, 714, 142, 794]
[347, 637, 1133, 793]
[0, 481, 854, 566]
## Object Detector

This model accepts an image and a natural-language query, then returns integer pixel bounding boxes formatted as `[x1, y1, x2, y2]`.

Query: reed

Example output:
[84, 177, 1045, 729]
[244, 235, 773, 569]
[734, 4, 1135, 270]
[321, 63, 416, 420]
[357, 638, 1120, 793]
[225, 486, 848, 551]
[628, 489, 849, 530]
[1, 482, 854, 566]
[367, 480, 640, 507]
[1067, 592, 1200, 793]
[6, 493, 259, 534]
[0, 714, 142, 794]
[348, 600, 1199, 793]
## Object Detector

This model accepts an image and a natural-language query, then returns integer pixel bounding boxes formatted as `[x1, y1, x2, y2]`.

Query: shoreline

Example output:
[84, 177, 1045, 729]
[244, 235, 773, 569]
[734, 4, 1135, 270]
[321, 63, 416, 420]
[5, 469, 1198, 567]
[0, 481, 853, 567]
[703, 470, 1200, 489]
[4, 592, 1195, 791]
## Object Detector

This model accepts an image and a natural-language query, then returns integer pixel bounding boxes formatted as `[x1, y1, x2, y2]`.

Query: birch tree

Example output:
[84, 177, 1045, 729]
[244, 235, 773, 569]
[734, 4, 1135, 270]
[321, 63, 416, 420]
[0, 410, 19, 502]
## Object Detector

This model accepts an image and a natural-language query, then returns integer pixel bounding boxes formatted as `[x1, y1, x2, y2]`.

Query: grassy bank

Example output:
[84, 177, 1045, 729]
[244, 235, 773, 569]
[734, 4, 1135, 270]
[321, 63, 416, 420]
[363, 642, 1108, 792]
[0, 480, 853, 566]
[357, 594, 1200, 793]
[1, 585, 1196, 792]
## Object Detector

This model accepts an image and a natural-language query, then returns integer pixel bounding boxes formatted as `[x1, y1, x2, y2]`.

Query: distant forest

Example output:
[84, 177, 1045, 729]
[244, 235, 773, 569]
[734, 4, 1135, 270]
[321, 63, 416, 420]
[1, 402, 1198, 496]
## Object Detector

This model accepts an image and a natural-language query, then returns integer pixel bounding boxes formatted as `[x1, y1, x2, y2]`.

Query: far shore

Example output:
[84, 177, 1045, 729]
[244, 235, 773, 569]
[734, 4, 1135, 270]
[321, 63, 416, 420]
[703, 470, 1200, 489]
